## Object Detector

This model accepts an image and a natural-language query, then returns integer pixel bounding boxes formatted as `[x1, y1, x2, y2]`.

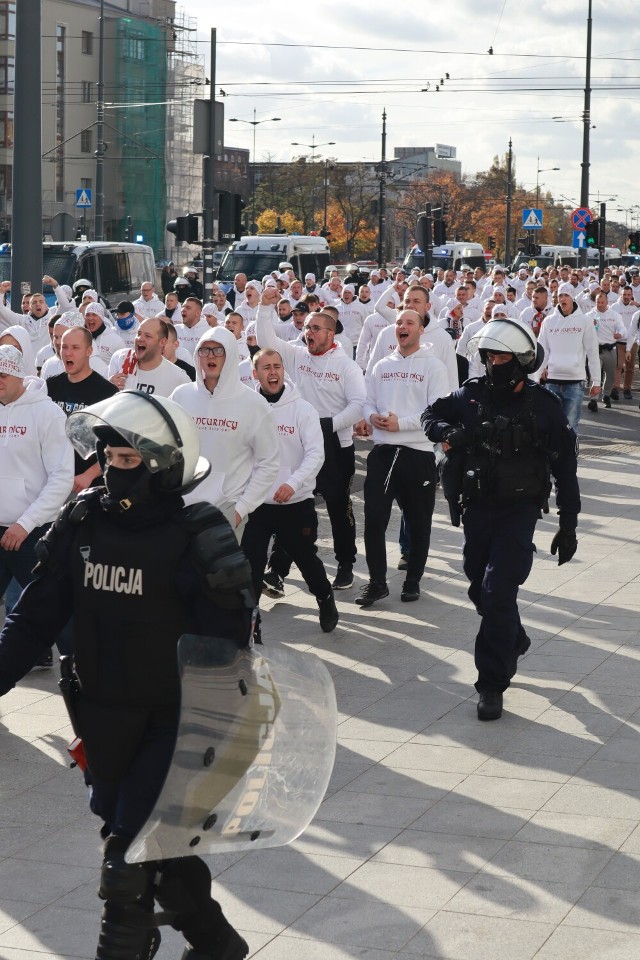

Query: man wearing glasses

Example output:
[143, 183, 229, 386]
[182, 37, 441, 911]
[256, 287, 365, 590]
[171, 327, 279, 537]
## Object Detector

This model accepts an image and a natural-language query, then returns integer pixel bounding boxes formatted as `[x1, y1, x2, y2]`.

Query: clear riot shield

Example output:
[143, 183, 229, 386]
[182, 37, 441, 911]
[126, 636, 337, 864]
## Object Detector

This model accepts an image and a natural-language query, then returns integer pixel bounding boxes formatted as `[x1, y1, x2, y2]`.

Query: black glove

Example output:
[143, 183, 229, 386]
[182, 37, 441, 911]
[550, 529, 578, 565]
[443, 427, 468, 450]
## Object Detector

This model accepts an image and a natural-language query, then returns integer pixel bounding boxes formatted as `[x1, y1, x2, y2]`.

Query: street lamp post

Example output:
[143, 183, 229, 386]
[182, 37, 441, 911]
[291, 135, 336, 232]
[536, 157, 561, 207]
[228, 110, 281, 233]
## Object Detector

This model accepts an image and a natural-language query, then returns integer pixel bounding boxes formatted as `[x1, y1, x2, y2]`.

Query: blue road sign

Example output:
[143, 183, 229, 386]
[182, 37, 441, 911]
[75, 188, 92, 208]
[522, 208, 543, 230]
[572, 230, 587, 249]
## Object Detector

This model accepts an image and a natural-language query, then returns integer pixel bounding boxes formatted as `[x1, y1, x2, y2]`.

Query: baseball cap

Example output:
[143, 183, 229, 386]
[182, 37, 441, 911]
[292, 301, 310, 314]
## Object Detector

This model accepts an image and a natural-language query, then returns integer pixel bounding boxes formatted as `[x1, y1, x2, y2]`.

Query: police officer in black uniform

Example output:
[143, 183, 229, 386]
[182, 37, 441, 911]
[0, 391, 253, 960]
[421, 319, 580, 721]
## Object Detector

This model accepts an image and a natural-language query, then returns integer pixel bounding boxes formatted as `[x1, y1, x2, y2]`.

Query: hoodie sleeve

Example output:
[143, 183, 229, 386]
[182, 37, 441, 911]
[356, 317, 374, 370]
[255, 305, 301, 372]
[583, 316, 601, 387]
[284, 404, 325, 494]
[17, 404, 74, 534]
[0, 302, 25, 332]
[233, 403, 280, 521]
[331, 358, 366, 434]
[54, 286, 72, 313]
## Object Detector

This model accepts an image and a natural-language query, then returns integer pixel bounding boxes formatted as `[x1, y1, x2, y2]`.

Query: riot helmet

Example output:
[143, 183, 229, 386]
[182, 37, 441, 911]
[468, 318, 544, 391]
[66, 391, 210, 497]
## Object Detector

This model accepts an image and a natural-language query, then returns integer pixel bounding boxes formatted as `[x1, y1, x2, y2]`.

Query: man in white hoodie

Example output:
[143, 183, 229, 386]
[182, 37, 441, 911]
[0, 345, 74, 606]
[171, 327, 279, 536]
[241, 348, 339, 637]
[533, 285, 600, 431]
[255, 286, 366, 589]
[368, 284, 458, 391]
[0, 280, 73, 354]
[356, 311, 450, 607]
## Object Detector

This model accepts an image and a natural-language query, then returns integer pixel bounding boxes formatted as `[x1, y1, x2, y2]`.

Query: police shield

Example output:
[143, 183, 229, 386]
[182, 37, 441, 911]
[126, 636, 337, 864]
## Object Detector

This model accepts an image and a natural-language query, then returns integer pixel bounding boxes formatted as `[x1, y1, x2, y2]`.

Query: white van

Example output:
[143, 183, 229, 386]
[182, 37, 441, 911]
[215, 235, 331, 292]
[403, 242, 486, 274]
[0, 241, 156, 310]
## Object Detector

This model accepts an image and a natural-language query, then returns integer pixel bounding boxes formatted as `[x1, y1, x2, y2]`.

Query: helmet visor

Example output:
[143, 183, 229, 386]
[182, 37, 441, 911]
[66, 392, 184, 472]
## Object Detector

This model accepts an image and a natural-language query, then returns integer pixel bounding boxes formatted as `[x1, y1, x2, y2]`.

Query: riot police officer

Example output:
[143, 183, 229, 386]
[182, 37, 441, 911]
[0, 391, 254, 960]
[421, 319, 580, 721]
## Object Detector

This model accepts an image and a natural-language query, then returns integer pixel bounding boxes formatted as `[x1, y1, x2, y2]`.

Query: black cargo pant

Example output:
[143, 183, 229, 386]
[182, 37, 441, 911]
[363, 444, 437, 584]
[463, 502, 539, 693]
[268, 444, 357, 574]
[242, 498, 332, 601]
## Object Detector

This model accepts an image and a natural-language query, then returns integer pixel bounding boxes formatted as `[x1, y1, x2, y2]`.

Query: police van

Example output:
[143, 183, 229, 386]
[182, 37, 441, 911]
[403, 242, 486, 274]
[215, 235, 331, 293]
[0, 241, 156, 309]
[511, 244, 622, 272]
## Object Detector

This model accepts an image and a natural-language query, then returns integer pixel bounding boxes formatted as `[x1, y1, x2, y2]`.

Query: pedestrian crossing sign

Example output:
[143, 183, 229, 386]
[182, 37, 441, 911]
[522, 208, 543, 229]
[75, 188, 92, 208]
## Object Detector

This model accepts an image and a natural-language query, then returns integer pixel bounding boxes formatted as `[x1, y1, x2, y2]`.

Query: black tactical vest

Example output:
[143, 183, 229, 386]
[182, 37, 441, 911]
[70, 508, 194, 708]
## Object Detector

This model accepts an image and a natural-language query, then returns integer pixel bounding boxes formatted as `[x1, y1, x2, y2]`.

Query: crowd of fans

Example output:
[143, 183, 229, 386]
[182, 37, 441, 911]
[1, 255, 639, 646]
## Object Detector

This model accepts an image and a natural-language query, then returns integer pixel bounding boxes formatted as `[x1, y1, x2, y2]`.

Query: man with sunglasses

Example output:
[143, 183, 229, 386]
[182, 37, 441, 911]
[256, 286, 365, 590]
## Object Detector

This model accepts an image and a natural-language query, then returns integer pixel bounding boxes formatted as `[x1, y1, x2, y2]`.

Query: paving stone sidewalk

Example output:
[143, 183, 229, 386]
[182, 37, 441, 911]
[1, 444, 640, 959]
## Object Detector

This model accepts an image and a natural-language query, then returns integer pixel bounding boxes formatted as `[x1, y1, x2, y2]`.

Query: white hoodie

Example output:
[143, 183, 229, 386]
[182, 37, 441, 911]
[255, 381, 325, 504]
[364, 346, 450, 451]
[171, 327, 279, 520]
[356, 311, 391, 370]
[0, 286, 72, 354]
[0, 378, 74, 532]
[533, 303, 601, 386]
[366, 319, 458, 392]
[256, 305, 365, 448]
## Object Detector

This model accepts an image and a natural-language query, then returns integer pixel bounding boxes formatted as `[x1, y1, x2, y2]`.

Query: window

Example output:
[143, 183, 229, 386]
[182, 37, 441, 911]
[80, 177, 92, 191]
[0, 56, 14, 94]
[98, 252, 131, 295]
[123, 36, 145, 61]
[81, 30, 93, 55]
[82, 81, 93, 103]
[0, 111, 13, 148]
[0, 2, 15, 40]
[80, 128, 93, 153]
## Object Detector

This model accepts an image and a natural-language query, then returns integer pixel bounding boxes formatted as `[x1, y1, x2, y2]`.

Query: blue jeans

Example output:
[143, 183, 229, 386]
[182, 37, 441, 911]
[543, 381, 584, 432]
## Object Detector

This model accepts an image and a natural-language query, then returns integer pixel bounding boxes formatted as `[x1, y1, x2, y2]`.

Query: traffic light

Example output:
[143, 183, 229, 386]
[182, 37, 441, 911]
[629, 232, 640, 253]
[416, 213, 432, 252]
[585, 219, 600, 248]
[517, 237, 527, 252]
[166, 215, 199, 244]
[433, 217, 446, 246]
[529, 242, 541, 256]
[124, 216, 133, 242]
[488, 235, 496, 250]
[218, 192, 244, 242]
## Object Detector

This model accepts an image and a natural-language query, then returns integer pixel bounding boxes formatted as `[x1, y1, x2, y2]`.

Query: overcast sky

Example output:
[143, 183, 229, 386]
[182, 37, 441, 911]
[187, 0, 639, 224]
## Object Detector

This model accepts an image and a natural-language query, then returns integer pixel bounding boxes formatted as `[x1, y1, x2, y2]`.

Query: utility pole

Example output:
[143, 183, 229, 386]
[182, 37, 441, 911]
[11, 0, 43, 297]
[202, 29, 216, 302]
[94, 0, 105, 241]
[424, 202, 433, 276]
[579, 0, 593, 268]
[377, 109, 387, 268]
[505, 139, 513, 267]
[598, 202, 606, 280]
